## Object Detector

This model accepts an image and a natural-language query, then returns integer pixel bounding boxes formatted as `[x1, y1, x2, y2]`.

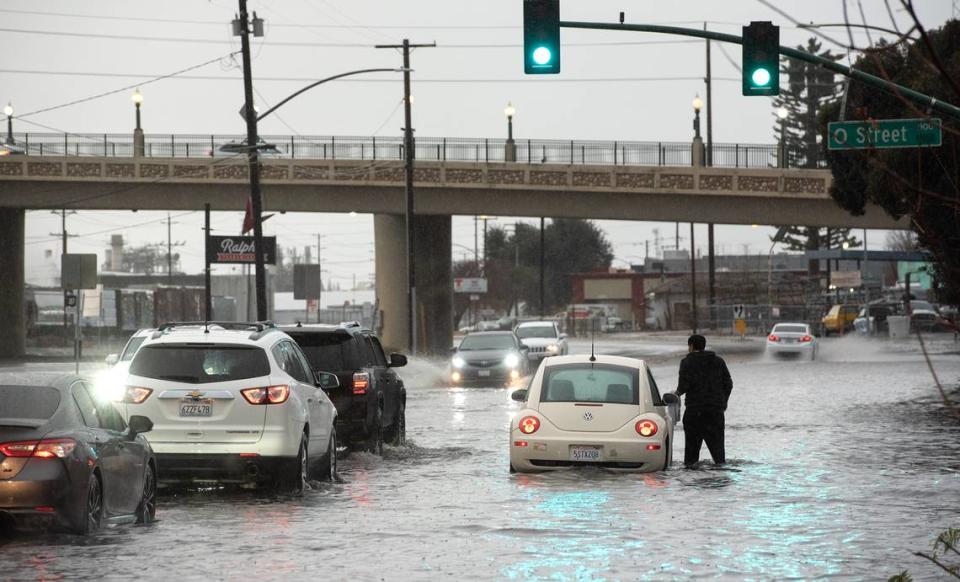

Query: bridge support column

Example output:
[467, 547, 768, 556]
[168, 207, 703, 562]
[0, 208, 25, 358]
[374, 214, 452, 355]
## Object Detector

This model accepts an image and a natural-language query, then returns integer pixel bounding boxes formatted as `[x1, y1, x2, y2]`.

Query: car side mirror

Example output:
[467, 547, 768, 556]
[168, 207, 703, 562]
[511, 389, 528, 402]
[315, 371, 340, 390]
[662, 393, 680, 405]
[127, 415, 153, 438]
[558, 333, 567, 340]
[105, 354, 119, 366]
[389, 353, 408, 368]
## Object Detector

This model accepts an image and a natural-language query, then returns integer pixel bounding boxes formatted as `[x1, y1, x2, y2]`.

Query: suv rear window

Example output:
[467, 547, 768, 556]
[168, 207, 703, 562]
[287, 333, 366, 372]
[0, 386, 61, 420]
[129, 345, 270, 384]
[540, 364, 639, 405]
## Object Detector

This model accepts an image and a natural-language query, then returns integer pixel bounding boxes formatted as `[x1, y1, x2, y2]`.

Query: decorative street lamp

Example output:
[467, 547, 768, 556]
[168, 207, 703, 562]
[691, 94, 704, 167]
[132, 88, 145, 157]
[777, 106, 788, 168]
[504, 101, 517, 162]
[4, 102, 14, 146]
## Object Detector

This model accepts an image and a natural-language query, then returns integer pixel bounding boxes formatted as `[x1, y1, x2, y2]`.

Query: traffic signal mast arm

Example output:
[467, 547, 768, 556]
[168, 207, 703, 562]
[558, 20, 960, 122]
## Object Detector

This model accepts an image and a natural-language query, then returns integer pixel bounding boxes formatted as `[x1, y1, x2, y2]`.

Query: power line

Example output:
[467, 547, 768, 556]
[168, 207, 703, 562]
[0, 69, 738, 83]
[26, 211, 198, 246]
[0, 26, 701, 48]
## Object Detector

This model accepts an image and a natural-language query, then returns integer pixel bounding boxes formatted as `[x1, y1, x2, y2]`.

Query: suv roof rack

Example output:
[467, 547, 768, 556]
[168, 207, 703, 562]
[153, 321, 278, 340]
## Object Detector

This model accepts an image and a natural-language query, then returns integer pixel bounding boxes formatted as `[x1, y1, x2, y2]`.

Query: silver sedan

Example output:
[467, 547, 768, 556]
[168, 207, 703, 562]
[766, 323, 818, 360]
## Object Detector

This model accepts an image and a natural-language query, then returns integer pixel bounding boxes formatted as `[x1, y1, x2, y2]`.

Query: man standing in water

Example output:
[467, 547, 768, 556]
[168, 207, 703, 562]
[676, 334, 733, 466]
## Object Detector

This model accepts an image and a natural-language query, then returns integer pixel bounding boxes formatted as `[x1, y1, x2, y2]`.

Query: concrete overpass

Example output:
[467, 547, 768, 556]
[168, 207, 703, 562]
[0, 133, 906, 357]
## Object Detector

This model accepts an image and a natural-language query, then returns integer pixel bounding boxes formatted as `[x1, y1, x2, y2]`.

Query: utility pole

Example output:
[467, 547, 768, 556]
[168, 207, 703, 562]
[317, 233, 323, 323]
[204, 204, 212, 320]
[539, 217, 545, 319]
[235, 0, 267, 321]
[690, 222, 698, 333]
[166, 212, 173, 280]
[51, 209, 76, 343]
[375, 38, 435, 353]
[705, 22, 716, 328]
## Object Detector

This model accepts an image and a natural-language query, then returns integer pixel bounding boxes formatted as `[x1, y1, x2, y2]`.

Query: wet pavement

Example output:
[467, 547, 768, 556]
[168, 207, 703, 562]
[2, 335, 959, 581]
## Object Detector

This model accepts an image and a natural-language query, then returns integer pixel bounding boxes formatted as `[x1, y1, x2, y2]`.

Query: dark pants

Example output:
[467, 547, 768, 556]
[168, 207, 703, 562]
[683, 408, 725, 465]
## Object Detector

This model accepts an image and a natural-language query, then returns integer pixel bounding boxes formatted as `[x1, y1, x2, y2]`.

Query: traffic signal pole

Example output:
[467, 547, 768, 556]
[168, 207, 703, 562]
[557, 20, 960, 121]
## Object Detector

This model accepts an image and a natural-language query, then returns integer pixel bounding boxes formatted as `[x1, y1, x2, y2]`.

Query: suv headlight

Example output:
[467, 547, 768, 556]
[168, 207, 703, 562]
[504, 353, 520, 368]
[546, 344, 559, 353]
[452, 356, 466, 369]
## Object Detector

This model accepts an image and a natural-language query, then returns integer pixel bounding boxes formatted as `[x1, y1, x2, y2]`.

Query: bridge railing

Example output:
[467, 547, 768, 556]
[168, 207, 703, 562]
[9, 132, 806, 169]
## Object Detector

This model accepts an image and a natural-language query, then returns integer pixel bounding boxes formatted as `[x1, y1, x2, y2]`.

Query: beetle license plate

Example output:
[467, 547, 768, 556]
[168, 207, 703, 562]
[179, 401, 212, 417]
[570, 446, 601, 462]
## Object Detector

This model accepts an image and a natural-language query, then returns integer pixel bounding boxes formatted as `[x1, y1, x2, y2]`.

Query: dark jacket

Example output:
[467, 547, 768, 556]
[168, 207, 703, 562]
[676, 350, 733, 411]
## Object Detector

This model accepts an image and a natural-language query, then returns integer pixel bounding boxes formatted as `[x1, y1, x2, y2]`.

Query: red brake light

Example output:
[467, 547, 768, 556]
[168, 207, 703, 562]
[123, 386, 153, 404]
[800, 335, 813, 343]
[635, 420, 658, 437]
[241, 385, 289, 405]
[0, 439, 76, 459]
[518, 416, 540, 434]
[768, 334, 781, 342]
[352, 372, 370, 395]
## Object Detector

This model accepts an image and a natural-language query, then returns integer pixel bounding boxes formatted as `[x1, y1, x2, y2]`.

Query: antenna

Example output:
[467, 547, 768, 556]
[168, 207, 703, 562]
[589, 318, 597, 362]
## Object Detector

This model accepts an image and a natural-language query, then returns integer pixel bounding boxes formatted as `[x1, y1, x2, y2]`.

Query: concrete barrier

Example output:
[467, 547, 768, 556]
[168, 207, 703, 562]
[888, 315, 910, 340]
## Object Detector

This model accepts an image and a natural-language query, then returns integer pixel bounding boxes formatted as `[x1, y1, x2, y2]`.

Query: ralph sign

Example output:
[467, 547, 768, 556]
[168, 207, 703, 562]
[207, 235, 277, 265]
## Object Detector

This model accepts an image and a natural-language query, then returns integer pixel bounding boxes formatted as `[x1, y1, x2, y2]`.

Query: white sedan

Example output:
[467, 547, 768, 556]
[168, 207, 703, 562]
[766, 323, 818, 359]
[509, 354, 678, 473]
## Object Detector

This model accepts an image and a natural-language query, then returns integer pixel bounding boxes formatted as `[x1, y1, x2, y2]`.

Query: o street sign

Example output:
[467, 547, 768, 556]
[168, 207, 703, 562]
[828, 118, 941, 150]
[454, 277, 488, 293]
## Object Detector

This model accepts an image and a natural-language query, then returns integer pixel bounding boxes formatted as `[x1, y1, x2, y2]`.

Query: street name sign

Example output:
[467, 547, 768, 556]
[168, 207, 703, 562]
[454, 277, 488, 293]
[828, 118, 941, 150]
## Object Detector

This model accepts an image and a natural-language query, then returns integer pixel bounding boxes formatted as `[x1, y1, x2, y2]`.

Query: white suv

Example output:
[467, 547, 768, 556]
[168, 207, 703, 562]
[515, 321, 569, 363]
[120, 322, 338, 490]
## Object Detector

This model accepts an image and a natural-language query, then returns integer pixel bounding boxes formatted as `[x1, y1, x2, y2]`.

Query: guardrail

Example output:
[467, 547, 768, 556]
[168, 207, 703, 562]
[5, 133, 821, 169]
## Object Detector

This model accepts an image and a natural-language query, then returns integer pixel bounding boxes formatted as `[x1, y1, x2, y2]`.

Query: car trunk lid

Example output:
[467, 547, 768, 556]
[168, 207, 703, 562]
[536, 402, 639, 433]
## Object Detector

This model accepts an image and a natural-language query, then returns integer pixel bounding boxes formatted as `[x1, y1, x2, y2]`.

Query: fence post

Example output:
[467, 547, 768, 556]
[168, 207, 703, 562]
[570, 140, 574, 164]
[372, 136, 376, 161]
[658, 142, 663, 166]
[291, 136, 295, 159]
[64, 133, 68, 156]
[613, 141, 618, 165]
[331, 136, 335, 160]
[170, 134, 174, 157]
[744, 146, 749, 168]
[442, 137, 446, 161]
[210, 135, 215, 158]
[581, 145, 585, 164]
[185, 143, 189, 157]
[104, 134, 108, 156]
[39, 143, 43, 156]
[485, 138, 489, 162]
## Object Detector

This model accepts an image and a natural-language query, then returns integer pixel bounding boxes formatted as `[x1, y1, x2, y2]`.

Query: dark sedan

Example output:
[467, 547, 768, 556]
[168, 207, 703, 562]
[0, 373, 156, 534]
[450, 331, 529, 385]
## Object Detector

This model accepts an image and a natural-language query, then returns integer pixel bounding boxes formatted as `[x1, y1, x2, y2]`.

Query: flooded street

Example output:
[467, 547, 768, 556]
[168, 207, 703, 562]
[3, 336, 959, 581]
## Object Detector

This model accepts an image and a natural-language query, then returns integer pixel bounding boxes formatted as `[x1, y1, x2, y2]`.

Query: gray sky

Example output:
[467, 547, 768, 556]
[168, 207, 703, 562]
[4, 0, 952, 287]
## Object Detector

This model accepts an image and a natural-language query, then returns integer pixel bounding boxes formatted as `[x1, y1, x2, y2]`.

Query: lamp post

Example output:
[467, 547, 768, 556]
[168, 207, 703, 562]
[4, 102, 13, 146]
[776, 106, 788, 168]
[504, 101, 517, 162]
[691, 95, 704, 167]
[131, 89, 144, 157]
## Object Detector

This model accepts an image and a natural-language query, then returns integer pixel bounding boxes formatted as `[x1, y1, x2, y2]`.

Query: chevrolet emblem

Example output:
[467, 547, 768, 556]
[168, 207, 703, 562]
[188, 390, 203, 400]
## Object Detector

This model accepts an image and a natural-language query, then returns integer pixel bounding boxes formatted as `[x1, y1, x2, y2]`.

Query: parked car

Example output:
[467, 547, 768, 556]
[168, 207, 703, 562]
[450, 331, 529, 385]
[821, 304, 859, 335]
[853, 304, 896, 336]
[515, 321, 569, 364]
[766, 323, 817, 360]
[509, 355, 678, 473]
[122, 322, 339, 489]
[0, 373, 156, 534]
[281, 322, 407, 455]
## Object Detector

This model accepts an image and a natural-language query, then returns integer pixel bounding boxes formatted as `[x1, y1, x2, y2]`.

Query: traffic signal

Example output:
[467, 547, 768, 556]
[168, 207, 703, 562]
[523, 0, 560, 74]
[742, 21, 779, 96]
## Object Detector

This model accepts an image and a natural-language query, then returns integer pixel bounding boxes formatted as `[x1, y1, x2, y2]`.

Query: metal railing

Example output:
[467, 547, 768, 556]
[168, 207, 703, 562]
[6, 132, 808, 169]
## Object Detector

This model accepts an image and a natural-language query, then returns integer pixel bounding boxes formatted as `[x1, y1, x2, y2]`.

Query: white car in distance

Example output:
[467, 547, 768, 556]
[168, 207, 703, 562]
[509, 354, 678, 473]
[95, 328, 154, 402]
[515, 321, 568, 364]
[766, 322, 818, 360]
[121, 322, 339, 490]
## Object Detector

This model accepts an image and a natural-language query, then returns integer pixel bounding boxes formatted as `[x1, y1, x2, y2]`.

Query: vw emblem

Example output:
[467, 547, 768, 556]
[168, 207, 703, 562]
[583, 411, 593, 421]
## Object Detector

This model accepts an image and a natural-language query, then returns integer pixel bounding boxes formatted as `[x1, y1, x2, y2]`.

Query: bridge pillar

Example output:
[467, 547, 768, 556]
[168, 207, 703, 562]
[374, 214, 452, 355]
[0, 208, 25, 358]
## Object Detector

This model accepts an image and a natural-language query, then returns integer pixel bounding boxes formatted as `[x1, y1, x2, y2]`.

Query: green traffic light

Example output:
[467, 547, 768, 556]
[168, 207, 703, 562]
[532, 46, 553, 65]
[750, 67, 771, 87]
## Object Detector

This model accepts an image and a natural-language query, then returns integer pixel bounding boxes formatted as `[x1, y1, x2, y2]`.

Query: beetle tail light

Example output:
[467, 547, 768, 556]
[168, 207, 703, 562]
[353, 372, 370, 395]
[518, 416, 540, 435]
[635, 420, 658, 437]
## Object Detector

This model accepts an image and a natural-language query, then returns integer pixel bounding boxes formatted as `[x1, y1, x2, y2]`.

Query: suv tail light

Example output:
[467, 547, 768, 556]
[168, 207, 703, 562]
[241, 385, 290, 405]
[635, 419, 658, 437]
[0, 439, 76, 459]
[123, 386, 153, 404]
[518, 416, 540, 434]
[768, 334, 781, 342]
[352, 372, 370, 395]
[800, 335, 813, 343]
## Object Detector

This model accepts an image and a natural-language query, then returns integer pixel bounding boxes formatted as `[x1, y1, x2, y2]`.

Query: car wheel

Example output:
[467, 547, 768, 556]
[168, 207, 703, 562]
[279, 436, 308, 492]
[317, 429, 337, 482]
[76, 473, 103, 535]
[509, 463, 517, 474]
[367, 409, 384, 456]
[386, 402, 406, 447]
[135, 463, 157, 524]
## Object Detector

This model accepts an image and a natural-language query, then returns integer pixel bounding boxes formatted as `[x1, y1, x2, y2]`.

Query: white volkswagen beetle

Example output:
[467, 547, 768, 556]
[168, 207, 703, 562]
[509, 354, 678, 473]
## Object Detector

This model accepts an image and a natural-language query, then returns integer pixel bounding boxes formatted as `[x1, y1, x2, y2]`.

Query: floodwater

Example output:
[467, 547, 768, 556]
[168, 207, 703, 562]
[2, 336, 959, 581]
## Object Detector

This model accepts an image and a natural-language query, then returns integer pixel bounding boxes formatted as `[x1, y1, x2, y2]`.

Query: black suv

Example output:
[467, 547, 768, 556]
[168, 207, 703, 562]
[281, 323, 407, 455]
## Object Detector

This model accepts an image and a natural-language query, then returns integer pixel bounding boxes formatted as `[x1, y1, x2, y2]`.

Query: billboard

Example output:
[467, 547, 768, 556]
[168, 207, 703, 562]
[207, 236, 277, 265]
